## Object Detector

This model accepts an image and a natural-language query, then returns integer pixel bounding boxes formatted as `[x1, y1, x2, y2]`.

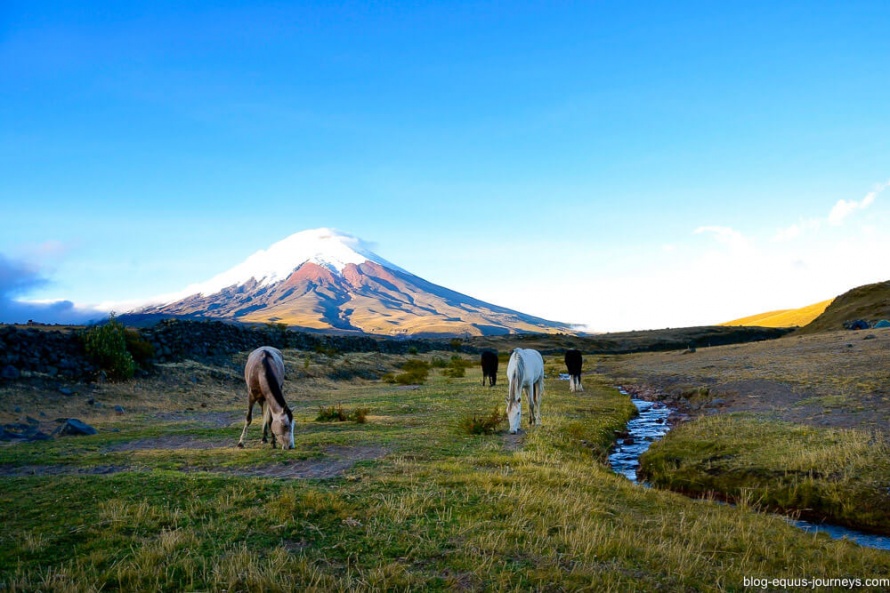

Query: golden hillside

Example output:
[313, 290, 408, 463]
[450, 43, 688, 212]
[721, 299, 834, 328]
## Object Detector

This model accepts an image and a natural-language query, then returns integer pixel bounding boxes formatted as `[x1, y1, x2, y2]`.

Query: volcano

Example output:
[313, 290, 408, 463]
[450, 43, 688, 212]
[132, 228, 572, 336]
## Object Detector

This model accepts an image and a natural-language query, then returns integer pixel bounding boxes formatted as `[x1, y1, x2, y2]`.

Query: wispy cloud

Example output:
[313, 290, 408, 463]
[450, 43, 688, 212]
[772, 180, 889, 241]
[828, 180, 888, 225]
[0, 253, 105, 324]
[694, 225, 750, 252]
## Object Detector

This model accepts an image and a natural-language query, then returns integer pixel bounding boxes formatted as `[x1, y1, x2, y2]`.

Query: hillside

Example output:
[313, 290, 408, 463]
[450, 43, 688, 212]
[720, 299, 833, 328]
[798, 280, 890, 334]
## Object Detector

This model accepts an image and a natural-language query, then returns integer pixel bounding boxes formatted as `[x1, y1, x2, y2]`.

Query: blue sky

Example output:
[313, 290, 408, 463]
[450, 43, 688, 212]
[2, 1, 890, 331]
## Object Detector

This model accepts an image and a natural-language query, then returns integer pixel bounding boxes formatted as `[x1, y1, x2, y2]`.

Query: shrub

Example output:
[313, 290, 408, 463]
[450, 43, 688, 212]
[82, 315, 136, 381]
[352, 407, 369, 424]
[459, 407, 505, 435]
[430, 356, 449, 369]
[443, 355, 473, 378]
[316, 404, 370, 424]
[392, 359, 430, 385]
[317, 404, 349, 422]
[124, 329, 155, 367]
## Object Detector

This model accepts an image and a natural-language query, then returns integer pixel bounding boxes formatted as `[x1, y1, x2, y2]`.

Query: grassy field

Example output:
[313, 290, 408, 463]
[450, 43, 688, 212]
[598, 329, 890, 540]
[2, 350, 890, 591]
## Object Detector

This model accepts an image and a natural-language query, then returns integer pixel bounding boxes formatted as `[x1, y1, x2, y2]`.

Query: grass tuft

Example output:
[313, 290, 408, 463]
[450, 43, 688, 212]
[458, 407, 505, 435]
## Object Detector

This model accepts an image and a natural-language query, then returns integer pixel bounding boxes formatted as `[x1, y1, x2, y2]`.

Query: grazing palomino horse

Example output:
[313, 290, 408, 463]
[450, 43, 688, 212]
[564, 349, 584, 393]
[238, 346, 294, 450]
[506, 348, 545, 434]
[480, 350, 498, 387]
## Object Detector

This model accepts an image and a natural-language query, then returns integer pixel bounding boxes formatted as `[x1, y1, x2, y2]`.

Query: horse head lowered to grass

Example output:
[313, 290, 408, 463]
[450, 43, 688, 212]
[238, 346, 294, 450]
[506, 348, 544, 434]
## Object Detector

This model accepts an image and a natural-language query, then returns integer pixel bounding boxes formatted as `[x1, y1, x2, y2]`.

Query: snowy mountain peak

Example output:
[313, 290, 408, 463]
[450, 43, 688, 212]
[131, 227, 572, 336]
[162, 228, 405, 303]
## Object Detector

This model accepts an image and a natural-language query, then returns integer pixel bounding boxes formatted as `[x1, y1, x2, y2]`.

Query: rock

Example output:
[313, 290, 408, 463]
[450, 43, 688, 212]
[0, 422, 49, 441]
[1, 365, 20, 380]
[114, 405, 125, 415]
[53, 418, 98, 437]
[58, 386, 75, 396]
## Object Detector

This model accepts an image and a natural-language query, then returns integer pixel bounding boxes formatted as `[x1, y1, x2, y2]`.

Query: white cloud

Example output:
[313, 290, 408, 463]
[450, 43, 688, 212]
[0, 253, 105, 324]
[828, 180, 887, 225]
[773, 218, 821, 242]
[694, 226, 750, 252]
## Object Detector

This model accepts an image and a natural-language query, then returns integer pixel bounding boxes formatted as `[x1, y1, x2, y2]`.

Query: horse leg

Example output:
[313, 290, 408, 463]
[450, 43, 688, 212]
[237, 401, 254, 448]
[576, 375, 583, 392]
[530, 384, 537, 425]
[261, 401, 270, 444]
[533, 380, 543, 425]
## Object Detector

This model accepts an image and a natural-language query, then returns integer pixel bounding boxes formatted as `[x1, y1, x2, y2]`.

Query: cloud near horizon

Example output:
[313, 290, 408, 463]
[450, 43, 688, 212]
[0, 253, 105, 325]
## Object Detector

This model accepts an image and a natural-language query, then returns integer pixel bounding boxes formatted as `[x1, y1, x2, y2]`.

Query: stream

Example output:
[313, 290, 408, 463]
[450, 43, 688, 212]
[609, 390, 890, 551]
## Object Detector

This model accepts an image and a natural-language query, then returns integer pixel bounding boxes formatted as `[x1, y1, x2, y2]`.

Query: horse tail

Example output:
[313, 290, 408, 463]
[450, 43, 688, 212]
[261, 351, 292, 421]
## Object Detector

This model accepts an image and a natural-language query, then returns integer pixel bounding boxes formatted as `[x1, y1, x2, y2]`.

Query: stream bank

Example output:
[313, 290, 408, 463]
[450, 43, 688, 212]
[609, 387, 890, 551]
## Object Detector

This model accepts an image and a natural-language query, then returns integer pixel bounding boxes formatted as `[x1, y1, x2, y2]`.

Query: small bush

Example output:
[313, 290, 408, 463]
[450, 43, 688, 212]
[124, 329, 155, 367]
[387, 359, 430, 385]
[317, 404, 349, 422]
[82, 315, 136, 381]
[443, 355, 473, 378]
[352, 407, 369, 424]
[316, 404, 370, 423]
[459, 408, 505, 435]
[430, 356, 449, 369]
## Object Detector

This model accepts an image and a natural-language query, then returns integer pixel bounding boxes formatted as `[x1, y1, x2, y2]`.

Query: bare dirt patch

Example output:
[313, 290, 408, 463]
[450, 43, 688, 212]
[501, 432, 524, 452]
[103, 434, 233, 452]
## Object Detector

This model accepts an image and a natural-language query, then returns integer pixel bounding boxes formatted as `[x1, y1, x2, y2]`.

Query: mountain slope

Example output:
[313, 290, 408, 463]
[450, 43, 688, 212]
[133, 229, 572, 336]
[720, 299, 834, 328]
[797, 280, 890, 334]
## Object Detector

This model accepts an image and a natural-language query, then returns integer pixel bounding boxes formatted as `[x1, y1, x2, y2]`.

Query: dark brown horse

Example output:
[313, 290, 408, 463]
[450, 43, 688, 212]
[480, 350, 498, 387]
[238, 346, 294, 449]
[564, 349, 583, 393]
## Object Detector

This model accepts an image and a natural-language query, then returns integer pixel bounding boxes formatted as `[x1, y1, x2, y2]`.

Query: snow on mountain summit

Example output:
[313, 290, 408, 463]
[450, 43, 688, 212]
[128, 227, 573, 335]
[162, 228, 406, 303]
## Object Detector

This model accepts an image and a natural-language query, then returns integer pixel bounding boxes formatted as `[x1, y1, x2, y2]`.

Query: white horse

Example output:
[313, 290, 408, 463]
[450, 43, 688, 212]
[506, 348, 545, 434]
[238, 346, 295, 450]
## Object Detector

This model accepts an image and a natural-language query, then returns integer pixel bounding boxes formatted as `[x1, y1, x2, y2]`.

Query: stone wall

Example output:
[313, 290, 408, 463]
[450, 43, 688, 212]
[0, 320, 455, 382]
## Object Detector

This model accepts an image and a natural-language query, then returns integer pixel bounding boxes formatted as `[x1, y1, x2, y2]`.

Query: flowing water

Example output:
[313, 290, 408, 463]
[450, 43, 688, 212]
[608, 397, 671, 483]
[609, 389, 890, 551]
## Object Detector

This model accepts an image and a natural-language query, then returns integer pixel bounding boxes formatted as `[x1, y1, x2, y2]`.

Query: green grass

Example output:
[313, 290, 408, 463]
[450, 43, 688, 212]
[2, 353, 890, 591]
[641, 414, 890, 533]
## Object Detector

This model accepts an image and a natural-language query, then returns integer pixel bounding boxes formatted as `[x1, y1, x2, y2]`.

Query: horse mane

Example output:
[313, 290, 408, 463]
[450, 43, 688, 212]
[261, 351, 292, 421]
[511, 349, 526, 381]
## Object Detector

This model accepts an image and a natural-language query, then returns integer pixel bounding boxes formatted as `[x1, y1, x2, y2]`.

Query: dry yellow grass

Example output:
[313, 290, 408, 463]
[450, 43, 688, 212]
[721, 298, 833, 328]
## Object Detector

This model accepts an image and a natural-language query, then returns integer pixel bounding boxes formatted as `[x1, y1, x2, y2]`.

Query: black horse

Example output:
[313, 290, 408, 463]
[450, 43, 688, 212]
[480, 350, 498, 387]
[564, 349, 583, 392]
